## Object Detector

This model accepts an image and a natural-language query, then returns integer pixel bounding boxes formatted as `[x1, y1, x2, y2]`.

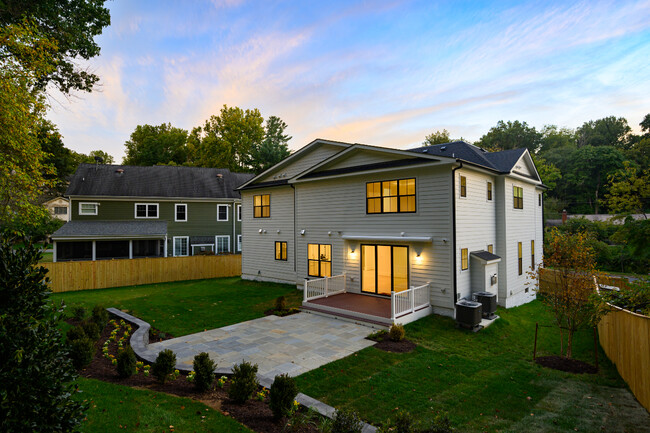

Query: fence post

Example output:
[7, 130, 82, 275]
[325, 277, 329, 298]
[391, 291, 395, 321]
[410, 287, 415, 313]
[304, 279, 308, 302]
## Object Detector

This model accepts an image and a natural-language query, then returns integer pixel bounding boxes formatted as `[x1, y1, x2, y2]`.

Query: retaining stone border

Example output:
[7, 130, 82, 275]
[106, 308, 376, 433]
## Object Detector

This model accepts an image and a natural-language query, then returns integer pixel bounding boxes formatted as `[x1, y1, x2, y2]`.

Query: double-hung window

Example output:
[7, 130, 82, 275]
[217, 204, 229, 221]
[275, 241, 287, 261]
[54, 206, 67, 215]
[487, 182, 492, 201]
[366, 178, 415, 214]
[513, 186, 523, 209]
[237, 204, 242, 221]
[308, 244, 331, 277]
[79, 202, 98, 215]
[460, 176, 467, 197]
[215, 235, 230, 253]
[173, 236, 189, 257]
[254, 195, 270, 218]
[237, 235, 242, 252]
[531, 240, 535, 270]
[135, 203, 158, 218]
[518, 242, 523, 275]
[175, 204, 187, 222]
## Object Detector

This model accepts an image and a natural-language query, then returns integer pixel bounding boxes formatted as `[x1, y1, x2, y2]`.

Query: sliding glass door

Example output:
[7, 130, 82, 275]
[361, 245, 408, 295]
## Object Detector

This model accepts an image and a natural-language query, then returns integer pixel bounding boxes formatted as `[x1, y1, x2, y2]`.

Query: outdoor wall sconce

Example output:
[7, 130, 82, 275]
[327, 231, 332, 236]
[277, 229, 281, 234]
[258, 229, 262, 233]
[300, 229, 305, 235]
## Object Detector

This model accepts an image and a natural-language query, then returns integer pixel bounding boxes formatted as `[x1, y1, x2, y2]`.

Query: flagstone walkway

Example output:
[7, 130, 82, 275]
[141, 312, 375, 378]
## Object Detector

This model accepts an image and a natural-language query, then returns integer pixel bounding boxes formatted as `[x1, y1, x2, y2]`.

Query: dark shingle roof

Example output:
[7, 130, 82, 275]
[52, 221, 167, 239]
[408, 141, 527, 173]
[66, 164, 255, 199]
[470, 250, 502, 261]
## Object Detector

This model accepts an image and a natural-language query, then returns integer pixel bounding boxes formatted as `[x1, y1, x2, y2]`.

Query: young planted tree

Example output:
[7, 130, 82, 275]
[534, 229, 600, 358]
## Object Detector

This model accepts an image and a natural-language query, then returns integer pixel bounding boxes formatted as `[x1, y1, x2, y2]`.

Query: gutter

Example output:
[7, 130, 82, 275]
[291, 184, 296, 272]
[451, 161, 463, 313]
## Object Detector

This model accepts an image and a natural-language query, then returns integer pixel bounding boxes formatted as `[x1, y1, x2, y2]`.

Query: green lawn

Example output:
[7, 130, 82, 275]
[52, 277, 301, 336]
[76, 378, 251, 433]
[295, 301, 645, 433]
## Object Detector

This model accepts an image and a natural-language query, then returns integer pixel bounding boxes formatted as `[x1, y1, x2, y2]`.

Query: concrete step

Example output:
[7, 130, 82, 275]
[300, 305, 391, 330]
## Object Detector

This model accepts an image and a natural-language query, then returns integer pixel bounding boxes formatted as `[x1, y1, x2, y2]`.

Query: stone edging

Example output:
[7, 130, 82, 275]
[106, 308, 377, 433]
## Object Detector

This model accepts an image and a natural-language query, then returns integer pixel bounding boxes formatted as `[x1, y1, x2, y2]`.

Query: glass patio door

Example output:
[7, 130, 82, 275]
[361, 245, 408, 295]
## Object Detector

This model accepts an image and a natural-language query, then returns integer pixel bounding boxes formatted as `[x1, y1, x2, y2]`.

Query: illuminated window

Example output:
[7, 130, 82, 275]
[487, 244, 493, 254]
[366, 178, 415, 214]
[253, 194, 270, 218]
[513, 186, 523, 209]
[308, 244, 331, 277]
[461, 248, 468, 270]
[460, 176, 467, 197]
[487, 182, 492, 201]
[518, 242, 523, 275]
[275, 241, 287, 261]
[531, 240, 535, 270]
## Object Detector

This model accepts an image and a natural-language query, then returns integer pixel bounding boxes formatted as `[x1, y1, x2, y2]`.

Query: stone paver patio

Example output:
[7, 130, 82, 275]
[141, 312, 376, 378]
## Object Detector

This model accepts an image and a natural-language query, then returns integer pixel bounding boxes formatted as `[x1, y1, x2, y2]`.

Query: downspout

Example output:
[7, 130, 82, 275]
[291, 184, 296, 272]
[232, 202, 236, 253]
[451, 161, 463, 313]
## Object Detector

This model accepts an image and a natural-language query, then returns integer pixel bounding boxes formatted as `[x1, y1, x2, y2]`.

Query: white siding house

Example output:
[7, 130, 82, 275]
[238, 139, 546, 324]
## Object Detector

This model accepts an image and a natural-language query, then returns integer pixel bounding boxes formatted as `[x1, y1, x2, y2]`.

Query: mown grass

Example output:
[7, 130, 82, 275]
[295, 300, 645, 432]
[51, 277, 301, 336]
[75, 378, 251, 433]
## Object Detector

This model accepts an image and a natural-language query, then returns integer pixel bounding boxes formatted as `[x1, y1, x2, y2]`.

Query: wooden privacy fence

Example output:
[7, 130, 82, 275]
[598, 300, 650, 412]
[42, 254, 242, 293]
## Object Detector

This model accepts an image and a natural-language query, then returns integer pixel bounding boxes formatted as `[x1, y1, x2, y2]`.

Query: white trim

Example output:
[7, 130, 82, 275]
[217, 204, 229, 221]
[237, 234, 242, 252]
[290, 161, 453, 184]
[134, 203, 159, 219]
[341, 235, 432, 242]
[175, 203, 187, 222]
[79, 202, 98, 215]
[173, 236, 189, 257]
[237, 204, 242, 221]
[215, 235, 230, 253]
[68, 196, 241, 203]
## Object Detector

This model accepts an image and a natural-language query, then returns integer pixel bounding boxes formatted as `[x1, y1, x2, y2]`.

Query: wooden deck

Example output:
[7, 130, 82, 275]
[306, 293, 391, 318]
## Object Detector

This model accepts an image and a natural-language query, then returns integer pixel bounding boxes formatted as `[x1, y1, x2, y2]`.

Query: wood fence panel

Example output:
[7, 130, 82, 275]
[42, 255, 241, 293]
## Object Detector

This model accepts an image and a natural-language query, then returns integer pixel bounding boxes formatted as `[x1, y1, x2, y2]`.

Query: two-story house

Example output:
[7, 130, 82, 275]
[51, 164, 254, 262]
[237, 139, 545, 324]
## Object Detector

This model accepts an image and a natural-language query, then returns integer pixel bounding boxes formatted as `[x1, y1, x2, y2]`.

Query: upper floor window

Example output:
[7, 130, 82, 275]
[217, 204, 229, 221]
[487, 182, 492, 201]
[54, 206, 67, 215]
[366, 178, 416, 214]
[513, 186, 523, 209]
[254, 194, 270, 218]
[135, 203, 158, 218]
[175, 204, 187, 222]
[79, 202, 98, 215]
[460, 176, 467, 197]
[538, 193, 542, 206]
[237, 204, 242, 221]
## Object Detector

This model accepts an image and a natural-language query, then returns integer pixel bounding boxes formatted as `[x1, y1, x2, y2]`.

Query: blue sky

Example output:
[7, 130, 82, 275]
[48, 0, 650, 163]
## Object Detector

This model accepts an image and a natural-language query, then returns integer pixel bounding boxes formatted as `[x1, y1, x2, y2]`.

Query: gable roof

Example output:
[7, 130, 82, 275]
[52, 220, 167, 239]
[66, 164, 255, 199]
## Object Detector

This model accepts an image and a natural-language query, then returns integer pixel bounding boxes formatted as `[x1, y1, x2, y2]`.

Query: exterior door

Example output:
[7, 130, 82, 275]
[361, 245, 408, 295]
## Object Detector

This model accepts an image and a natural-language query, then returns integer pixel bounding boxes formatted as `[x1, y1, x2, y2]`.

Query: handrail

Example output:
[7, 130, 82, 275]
[391, 283, 430, 320]
[304, 274, 346, 302]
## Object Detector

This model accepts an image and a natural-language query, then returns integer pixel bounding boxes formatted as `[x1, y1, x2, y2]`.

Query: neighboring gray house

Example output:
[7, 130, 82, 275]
[237, 139, 545, 325]
[51, 164, 254, 262]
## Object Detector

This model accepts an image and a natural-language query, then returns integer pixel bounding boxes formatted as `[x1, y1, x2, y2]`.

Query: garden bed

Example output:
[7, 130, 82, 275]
[534, 355, 598, 374]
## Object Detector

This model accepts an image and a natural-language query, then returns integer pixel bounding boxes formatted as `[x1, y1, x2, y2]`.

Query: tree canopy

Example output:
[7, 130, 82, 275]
[423, 129, 452, 146]
[124, 123, 189, 166]
[248, 115, 291, 173]
[476, 120, 542, 152]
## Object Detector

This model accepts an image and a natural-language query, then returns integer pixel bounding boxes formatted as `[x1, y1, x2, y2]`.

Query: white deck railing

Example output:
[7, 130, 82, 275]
[391, 283, 430, 320]
[303, 274, 346, 302]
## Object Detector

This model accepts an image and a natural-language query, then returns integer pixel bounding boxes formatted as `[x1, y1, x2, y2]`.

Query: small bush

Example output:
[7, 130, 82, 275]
[71, 306, 86, 321]
[418, 412, 453, 433]
[395, 410, 413, 433]
[367, 329, 387, 341]
[228, 360, 259, 404]
[275, 296, 287, 311]
[116, 346, 137, 378]
[389, 324, 405, 342]
[332, 409, 363, 433]
[81, 320, 101, 341]
[193, 352, 216, 392]
[91, 305, 109, 328]
[269, 373, 298, 419]
[151, 349, 177, 384]
[69, 337, 95, 370]
[66, 325, 87, 342]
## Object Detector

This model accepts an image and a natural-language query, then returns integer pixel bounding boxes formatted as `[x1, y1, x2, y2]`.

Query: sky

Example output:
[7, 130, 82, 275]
[47, 0, 650, 163]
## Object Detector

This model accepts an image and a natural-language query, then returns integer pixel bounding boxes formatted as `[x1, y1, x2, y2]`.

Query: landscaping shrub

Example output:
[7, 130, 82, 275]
[69, 337, 96, 369]
[418, 412, 453, 433]
[116, 346, 137, 378]
[192, 352, 216, 392]
[275, 295, 287, 311]
[332, 409, 363, 433]
[66, 324, 87, 342]
[395, 410, 413, 433]
[91, 305, 109, 328]
[367, 329, 387, 341]
[389, 324, 405, 342]
[71, 305, 86, 321]
[228, 360, 259, 404]
[269, 373, 298, 419]
[152, 349, 177, 384]
[81, 320, 101, 340]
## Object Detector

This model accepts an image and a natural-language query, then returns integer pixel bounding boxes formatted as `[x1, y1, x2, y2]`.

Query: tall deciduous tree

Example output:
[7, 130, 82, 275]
[476, 120, 542, 152]
[0, 0, 111, 94]
[188, 105, 264, 171]
[576, 116, 631, 149]
[123, 123, 189, 166]
[248, 116, 291, 173]
[423, 129, 452, 146]
[603, 162, 650, 217]
[531, 155, 562, 191]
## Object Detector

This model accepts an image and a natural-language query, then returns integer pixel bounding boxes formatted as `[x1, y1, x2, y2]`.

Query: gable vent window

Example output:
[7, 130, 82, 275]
[513, 186, 523, 209]
[366, 178, 415, 214]
[135, 203, 158, 218]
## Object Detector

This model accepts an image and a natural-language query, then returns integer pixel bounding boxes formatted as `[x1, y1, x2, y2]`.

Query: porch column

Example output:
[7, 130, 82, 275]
[52, 241, 57, 263]
[92, 241, 96, 261]
[129, 240, 133, 259]
[164, 236, 168, 257]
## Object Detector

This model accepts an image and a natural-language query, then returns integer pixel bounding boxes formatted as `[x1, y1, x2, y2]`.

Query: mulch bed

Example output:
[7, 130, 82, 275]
[74, 316, 321, 433]
[367, 333, 417, 353]
[535, 355, 598, 374]
[263, 308, 301, 317]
